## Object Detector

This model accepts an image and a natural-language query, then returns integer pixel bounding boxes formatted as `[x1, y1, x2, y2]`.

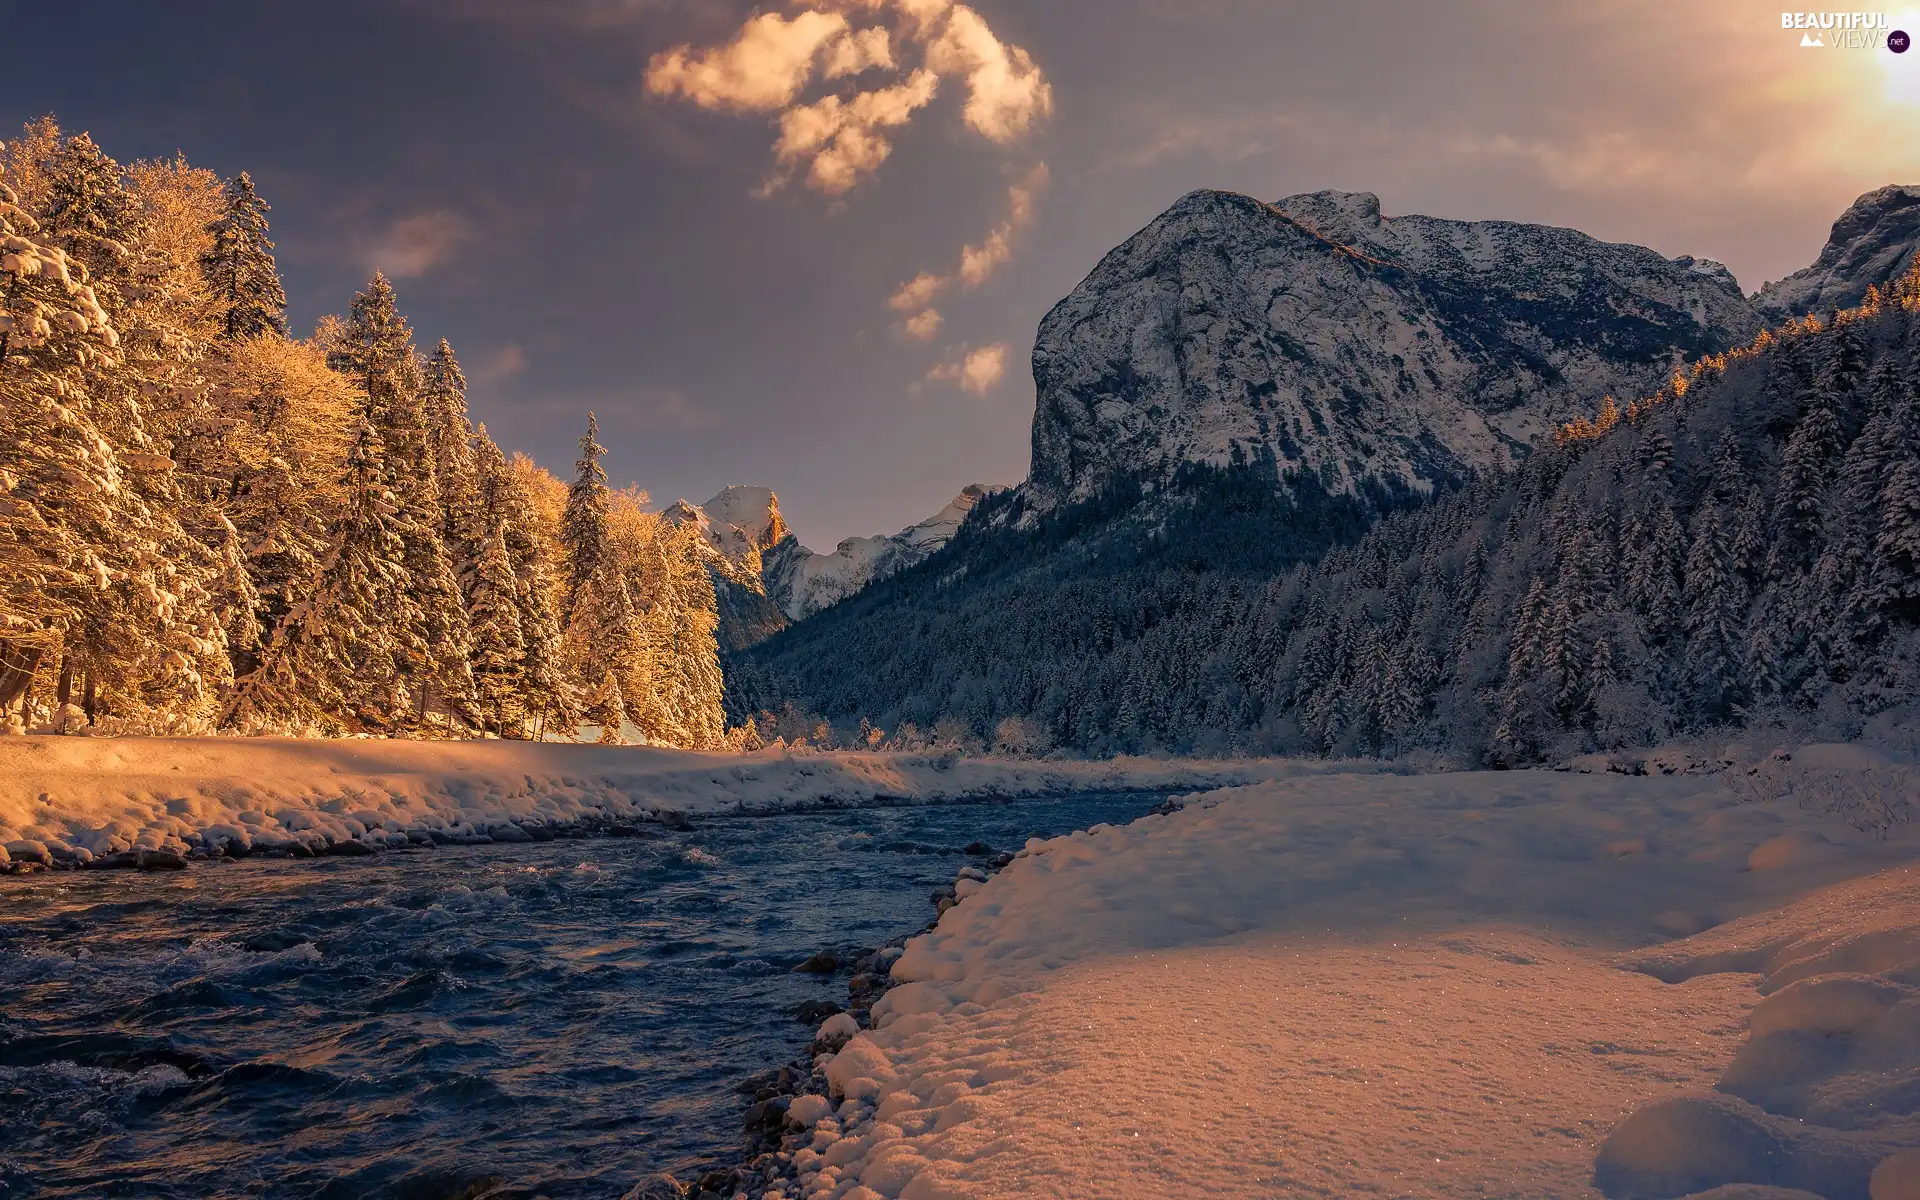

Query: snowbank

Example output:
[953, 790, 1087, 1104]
[785, 758, 1919, 1199]
[0, 736, 1361, 869]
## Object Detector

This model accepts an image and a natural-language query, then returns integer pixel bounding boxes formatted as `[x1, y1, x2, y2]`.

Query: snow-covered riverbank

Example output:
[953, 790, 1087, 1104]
[786, 748, 1920, 1200]
[0, 736, 1367, 870]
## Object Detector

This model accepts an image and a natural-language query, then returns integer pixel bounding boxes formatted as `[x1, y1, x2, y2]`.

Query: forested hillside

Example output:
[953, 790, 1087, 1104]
[0, 120, 729, 745]
[739, 260, 1920, 760]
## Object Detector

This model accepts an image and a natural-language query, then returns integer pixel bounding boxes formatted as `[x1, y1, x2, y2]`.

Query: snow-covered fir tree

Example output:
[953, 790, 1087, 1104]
[201, 171, 287, 340]
[4, 121, 731, 745]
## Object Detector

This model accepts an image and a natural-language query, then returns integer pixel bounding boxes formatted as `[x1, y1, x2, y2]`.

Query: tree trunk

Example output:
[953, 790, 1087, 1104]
[56, 656, 74, 707]
[82, 671, 98, 724]
[0, 642, 43, 714]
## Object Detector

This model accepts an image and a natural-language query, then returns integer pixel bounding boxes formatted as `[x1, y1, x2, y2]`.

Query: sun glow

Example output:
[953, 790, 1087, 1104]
[1881, 8, 1920, 104]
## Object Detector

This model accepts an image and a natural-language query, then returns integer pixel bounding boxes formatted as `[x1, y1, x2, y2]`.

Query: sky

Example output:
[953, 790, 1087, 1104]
[6, 1, 1920, 548]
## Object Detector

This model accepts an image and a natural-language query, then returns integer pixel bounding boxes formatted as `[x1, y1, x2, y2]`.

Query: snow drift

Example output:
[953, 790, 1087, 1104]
[783, 752, 1919, 1199]
[0, 736, 1359, 869]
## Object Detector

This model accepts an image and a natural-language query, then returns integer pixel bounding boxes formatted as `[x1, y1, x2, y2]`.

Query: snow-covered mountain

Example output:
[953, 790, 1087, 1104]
[1753, 184, 1920, 322]
[1024, 188, 1765, 513]
[667, 483, 1006, 649]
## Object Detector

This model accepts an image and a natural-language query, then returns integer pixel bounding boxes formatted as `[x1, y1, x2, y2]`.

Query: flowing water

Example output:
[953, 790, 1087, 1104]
[0, 793, 1167, 1200]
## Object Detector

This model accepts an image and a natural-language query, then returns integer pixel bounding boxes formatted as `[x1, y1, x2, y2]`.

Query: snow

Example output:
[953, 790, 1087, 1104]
[673, 484, 1007, 624]
[788, 756, 1920, 1199]
[0, 736, 1364, 865]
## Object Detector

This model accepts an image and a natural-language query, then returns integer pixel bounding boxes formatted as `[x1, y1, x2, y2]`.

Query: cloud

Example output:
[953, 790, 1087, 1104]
[886, 159, 1048, 325]
[901, 308, 943, 339]
[646, 10, 851, 112]
[926, 343, 1007, 393]
[473, 343, 528, 383]
[889, 271, 946, 311]
[824, 26, 895, 79]
[769, 69, 940, 195]
[647, 0, 1051, 195]
[957, 161, 1048, 286]
[366, 210, 471, 278]
[923, 4, 1053, 142]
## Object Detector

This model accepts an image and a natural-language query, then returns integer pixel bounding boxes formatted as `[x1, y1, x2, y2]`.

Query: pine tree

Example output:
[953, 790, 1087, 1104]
[201, 172, 287, 339]
[562, 412, 610, 620]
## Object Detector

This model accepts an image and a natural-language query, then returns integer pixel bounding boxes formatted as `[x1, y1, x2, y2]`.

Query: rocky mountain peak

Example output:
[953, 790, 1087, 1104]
[1024, 187, 1759, 514]
[1753, 184, 1920, 321]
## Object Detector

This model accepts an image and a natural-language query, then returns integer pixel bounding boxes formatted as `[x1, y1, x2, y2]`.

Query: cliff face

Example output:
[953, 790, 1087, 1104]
[1024, 188, 1762, 512]
[1754, 185, 1920, 323]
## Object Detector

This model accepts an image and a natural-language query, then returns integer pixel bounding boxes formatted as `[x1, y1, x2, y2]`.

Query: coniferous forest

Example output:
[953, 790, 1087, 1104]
[736, 261, 1920, 762]
[0, 120, 732, 745]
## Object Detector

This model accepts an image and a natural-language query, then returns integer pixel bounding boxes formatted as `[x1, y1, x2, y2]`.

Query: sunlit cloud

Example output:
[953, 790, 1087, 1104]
[958, 162, 1048, 286]
[646, 10, 851, 113]
[886, 161, 1048, 336]
[901, 308, 944, 340]
[365, 209, 471, 279]
[473, 344, 528, 384]
[923, 4, 1052, 142]
[646, 0, 1051, 196]
[767, 69, 940, 195]
[926, 343, 1007, 393]
[889, 271, 946, 311]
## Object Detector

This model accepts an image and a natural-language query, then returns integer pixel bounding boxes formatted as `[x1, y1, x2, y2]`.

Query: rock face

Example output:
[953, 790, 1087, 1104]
[1025, 188, 1764, 511]
[1753, 184, 1920, 322]
[668, 483, 1005, 649]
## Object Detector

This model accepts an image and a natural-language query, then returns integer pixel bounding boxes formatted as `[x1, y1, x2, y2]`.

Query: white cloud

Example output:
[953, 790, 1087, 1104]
[645, 10, 849, 112]
[926, 343, 1007, 393]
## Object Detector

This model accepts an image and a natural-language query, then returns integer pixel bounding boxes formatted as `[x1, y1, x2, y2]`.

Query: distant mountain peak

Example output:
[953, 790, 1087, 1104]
[668, 483, 1007, 649]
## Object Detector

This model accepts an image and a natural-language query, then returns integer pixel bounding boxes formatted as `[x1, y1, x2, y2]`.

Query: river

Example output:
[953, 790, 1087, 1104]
[0, 792, 1169, 1199]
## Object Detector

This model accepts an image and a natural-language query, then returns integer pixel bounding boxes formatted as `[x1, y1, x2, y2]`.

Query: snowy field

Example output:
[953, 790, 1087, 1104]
[0, 736, 1364, 868]
[788, 746, 1920, 1200]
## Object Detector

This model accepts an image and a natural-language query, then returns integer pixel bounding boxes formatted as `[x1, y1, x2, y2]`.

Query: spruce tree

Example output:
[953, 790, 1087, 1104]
[225, 419, 420, 732]
[568, 557, 643, 740]
[562, 412, 610, 620]
[467, 525, 527, 735]
[39, 132, 139, 317]
[1682, 499, 1746, 717]
[201, 172, 287, 339]
[339, 274, 473, 729]
[422, 339, 479, 564]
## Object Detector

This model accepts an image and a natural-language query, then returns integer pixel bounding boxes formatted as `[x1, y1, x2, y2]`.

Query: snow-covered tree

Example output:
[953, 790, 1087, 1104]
[201, 172, 287, 339]
[562, 412, 610, 619]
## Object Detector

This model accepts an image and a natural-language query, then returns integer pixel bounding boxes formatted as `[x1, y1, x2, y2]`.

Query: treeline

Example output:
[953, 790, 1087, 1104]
[729, 456, 1415, 755]
[0, 119, 730, 746]
[740, 260, 1920, 761]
